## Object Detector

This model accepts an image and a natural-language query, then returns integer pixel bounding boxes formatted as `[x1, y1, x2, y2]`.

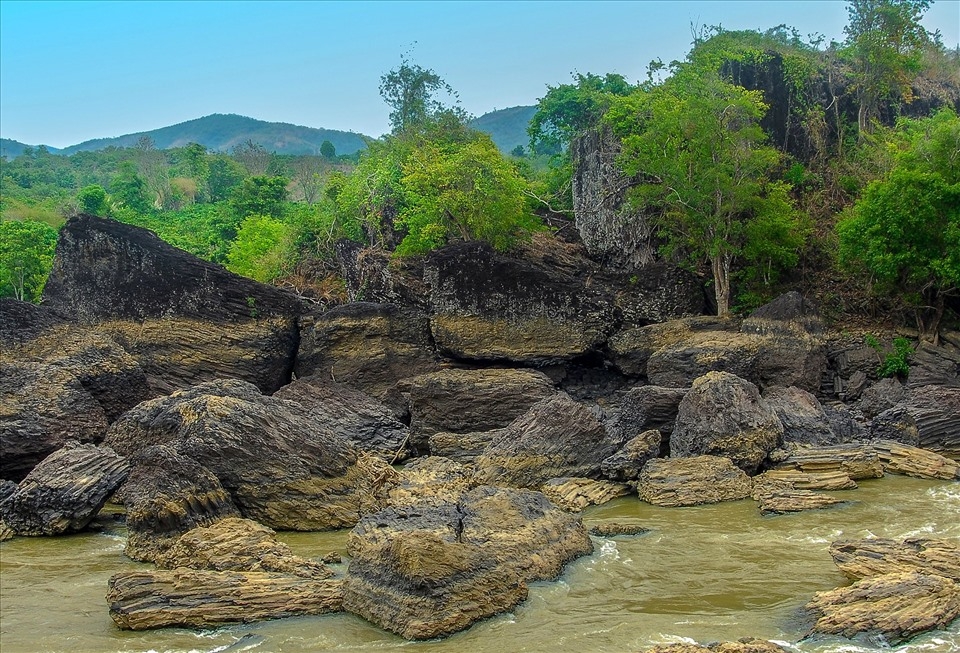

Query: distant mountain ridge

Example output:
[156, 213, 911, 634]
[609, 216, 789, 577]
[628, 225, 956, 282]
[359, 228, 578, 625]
[2, 107, 538, 159]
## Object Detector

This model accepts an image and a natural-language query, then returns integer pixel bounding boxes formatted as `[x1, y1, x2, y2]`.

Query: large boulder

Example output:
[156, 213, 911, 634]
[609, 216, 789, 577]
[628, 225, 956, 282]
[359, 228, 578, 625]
[762, 386, 838, 446]
[107, 569, 343, 630]
[294, 303, 438, 397]
[775, 444, 884, 480]
[42, 214, 304, 394]
[342, 485, 593, 640]
[600, 429, 662, 482]
[1, 442, 128, 536]
[637, 455, 752, 507]
[386, 457, 472, 509]
[0, 361, 108, 482]
[423, 241, 615, 363]
[871, 440, 960, 480]
[104, 379, 388, 531]
[671, 372, 784, 474]
[120, 445, 241, 562]
[872, 386, 960, 460]
[400, 368, 556, 451]
[608, 316, 737, 377]
[805, 571, 960, 645]
[829, 538, 960, 582]
[274, 376, 409, 462]
[473, 393, 626, 488]
[610, 385, 688, 439]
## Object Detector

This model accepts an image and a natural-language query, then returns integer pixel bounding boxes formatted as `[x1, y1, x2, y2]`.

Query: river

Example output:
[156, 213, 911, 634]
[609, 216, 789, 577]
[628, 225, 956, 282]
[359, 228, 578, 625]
[1, 475, 958, 653]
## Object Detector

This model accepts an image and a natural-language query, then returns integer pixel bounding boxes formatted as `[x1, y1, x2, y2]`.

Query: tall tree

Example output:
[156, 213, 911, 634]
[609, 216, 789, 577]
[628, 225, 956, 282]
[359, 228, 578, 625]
[0, 219, 58, 302]
[232, 139, 272, 175]
[379, 56, 465, 134]
[844, 0, 932, 134]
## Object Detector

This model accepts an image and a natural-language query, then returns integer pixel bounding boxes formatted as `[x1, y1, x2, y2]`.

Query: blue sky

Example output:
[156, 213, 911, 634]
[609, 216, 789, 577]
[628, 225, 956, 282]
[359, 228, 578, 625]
[1, 0, 958, 147]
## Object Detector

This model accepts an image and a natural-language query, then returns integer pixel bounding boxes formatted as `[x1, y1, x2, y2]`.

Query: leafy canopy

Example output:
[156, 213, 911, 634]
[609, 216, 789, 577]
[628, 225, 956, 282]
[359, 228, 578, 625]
[0, 219, 58, 302]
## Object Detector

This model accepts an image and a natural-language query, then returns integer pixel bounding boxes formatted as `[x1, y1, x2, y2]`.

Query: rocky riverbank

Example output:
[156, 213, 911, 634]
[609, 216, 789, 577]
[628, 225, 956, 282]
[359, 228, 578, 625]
[2, 214, 958, 646]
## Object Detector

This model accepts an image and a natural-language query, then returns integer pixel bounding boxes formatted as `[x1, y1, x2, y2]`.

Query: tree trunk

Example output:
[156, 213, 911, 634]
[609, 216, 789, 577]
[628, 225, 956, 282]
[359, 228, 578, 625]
[919, 293, 945, 346]
[711, 254, 732, 317]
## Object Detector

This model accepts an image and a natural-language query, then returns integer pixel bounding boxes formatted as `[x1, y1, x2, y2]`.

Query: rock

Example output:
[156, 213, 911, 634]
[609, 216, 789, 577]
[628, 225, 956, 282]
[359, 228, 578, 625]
[0, 297, 69, 347]
[609, 316, 740, 377]
[858, 378, 909, 419]
[540, 477, 631, 511]
[776, 444, 884, 480]
[42, 214, 303, 394]
[822, 403, 869, 441]
[883, 386, 960, 459]
[872, 440, 960, 480]
[474, 393, 626, 488]
[763, 386, 838, 446]
[387, 457, 472, 509]
[402, 368, 555, 451]
[644, 639, 790, 652]
[742, 291, 824, 336]
[106, 569, 343, 630]
[342, 485, 593, 640]
[844, 370, 869, 401]
[0, 442, 128, 536]
[600, 429, 662, 482]
[588, 523, 650, 537]
[334, 239, 431, 310]
[423, 241, 615, 363]
[105, 380, 388, 531]
[671, 372, 784, 474]
[294, 303, 438, 397]
[829, 538, 960, 581]
[750, 474, 849, 515]
[907, 342, 960, 388]
[428, 429, 504, 464]
[0, 361, 108, 482]
[805, 571, 960, 645]
[156, 517, 333, 579]
[120, 445, 241, 562]
[274, 376, 409, 462]
[637, 456, 753, 507]
[611, 386, 688, 438]
[753, 469, 857, 491]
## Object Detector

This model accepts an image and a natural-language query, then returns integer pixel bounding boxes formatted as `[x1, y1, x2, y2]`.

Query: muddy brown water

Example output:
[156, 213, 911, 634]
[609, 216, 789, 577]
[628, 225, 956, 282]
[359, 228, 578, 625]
[1, 475, 958, 653]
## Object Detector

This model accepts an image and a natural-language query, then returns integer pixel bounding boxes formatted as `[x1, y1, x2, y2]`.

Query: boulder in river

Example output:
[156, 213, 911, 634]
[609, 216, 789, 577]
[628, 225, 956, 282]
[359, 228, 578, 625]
[637, 455, 752, 507]
[600, 429, 662, 482]
[342, 485, 593, 640]
[644, 640, 790, 652]
[540, 477, 631, 511]
[1, 441, 128, 536]
[105, 379, 389, 531]
[775, 444, 884, 480]
[828, 538, 960, 581]
[872, 440, 960, 480]
[671, 372, 784, 474]
[762, 386, 838, 446]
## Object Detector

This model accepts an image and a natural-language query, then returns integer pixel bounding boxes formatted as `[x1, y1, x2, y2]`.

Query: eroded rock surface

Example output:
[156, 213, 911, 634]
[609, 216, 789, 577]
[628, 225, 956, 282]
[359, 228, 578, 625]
[540, 477, 631, 511]
[342, 485, 593, 640]
[600, 429, 662, 482]
[671, 372, 784, 474]
[763, 386, 838, 446]
[872, 440, 960, 480]
[644, 640, 790, 653]
[0, 442, 128, 536]
[829, 538, 960, 581]
[776, 445, 884, 480]
[638, 456, 752, 507]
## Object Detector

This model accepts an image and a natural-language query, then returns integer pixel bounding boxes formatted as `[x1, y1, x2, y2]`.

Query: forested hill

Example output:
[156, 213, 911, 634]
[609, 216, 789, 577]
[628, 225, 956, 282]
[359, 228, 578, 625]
[468, 105, 537, 153]
[57, 114, 370, 156]
[1, 138, 60, 159]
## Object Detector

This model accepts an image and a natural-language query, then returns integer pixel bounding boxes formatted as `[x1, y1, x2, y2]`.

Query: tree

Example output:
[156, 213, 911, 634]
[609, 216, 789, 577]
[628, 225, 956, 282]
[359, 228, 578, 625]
[226, 214, 294, 283]
[232, 140, 272, 175]
[837, 108, 960, 342]
[76, 184, 110, 216]
[109, 161, 152, 213]
[134, 135, 172, 209]
[207, 155, 247, 202]
[609, 71, 802, 316]
[319, 140, 336, 160]
[289, 156, 326, 204]
[379, 56, 465, 134]
[229, 175, 289, 219]
[844, 0, 932, 134]
[0, 219, 58, 302]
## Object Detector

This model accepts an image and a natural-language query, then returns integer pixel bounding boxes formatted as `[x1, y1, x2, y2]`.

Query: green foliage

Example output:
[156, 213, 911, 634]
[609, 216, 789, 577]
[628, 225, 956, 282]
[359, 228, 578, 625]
[115, 202, 240, 263]
[319, 141, 336, 160]
[229, 175, 289, 219]
[109, 162, 152, 213]
[76, 184, 111, 216]
[380, 57, 466, 135]
[608, 69, 802, 316]
[864, 334, 913, 377]
[207, 156, 247, 202]
[226, 214, 294, 283]
[0, 219, 58, 302]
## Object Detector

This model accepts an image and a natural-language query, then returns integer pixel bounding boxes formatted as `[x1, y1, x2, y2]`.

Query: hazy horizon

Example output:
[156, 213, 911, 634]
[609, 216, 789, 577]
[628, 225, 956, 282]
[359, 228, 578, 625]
[2, 0, 958, 148]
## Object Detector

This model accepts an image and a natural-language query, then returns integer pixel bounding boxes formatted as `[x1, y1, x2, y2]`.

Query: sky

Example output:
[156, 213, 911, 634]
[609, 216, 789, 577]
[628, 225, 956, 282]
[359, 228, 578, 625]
[1, 0, 958, 148]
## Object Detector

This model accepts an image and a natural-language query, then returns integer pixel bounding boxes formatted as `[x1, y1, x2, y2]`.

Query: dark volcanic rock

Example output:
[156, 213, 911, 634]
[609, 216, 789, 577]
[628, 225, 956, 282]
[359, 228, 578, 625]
[107, 569, 343, 630]
[424, 241, 615, 363]
[600, 429, 662, 482]
[1, 442, 128, 536]
[473, 393, 626, 488]
[858, 378, 909, 419]
[401, 368, 556, 451]
[0, 361, 108, 482]
[608, 316, 738, 377]
[742, 291, 824, 335]
[637, 455, 753, 507]
[907, 342, 960, 388]
[121, 445, 241, 562]
[0, 298, 69, 347]
[105, 379, 388, 532]
[274, 376, 409, 462]
[671, 372, 784, 474]
[342, 485, 593, 640]
[42, 214, 303, 394]
[294, 302, 438, 397]
[763, 386, 838, 446]
[607, 385, 688, 441]
[874, 386, 960, 460]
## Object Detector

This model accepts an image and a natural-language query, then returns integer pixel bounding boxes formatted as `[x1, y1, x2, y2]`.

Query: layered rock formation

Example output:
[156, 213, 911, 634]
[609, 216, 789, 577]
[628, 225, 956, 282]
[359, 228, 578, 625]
[637, 456, 753, 507]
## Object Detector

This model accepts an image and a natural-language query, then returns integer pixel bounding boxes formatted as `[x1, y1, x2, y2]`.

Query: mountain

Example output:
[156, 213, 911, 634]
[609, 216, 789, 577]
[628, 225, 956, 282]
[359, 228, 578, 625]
[469, 105, 537, 153]
[1, 138, 60, 159]
[56, 114, 370, 156]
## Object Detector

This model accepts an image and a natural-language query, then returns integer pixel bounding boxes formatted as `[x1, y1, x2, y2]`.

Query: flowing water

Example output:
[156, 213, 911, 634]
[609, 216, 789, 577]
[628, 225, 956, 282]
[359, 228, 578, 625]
[2, 475, 959, 653]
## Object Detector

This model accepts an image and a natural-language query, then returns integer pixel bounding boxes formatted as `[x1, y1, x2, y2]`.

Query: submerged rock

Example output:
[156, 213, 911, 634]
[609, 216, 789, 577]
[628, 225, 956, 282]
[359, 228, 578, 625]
[342, 485, 593, 640]
[106, 569, 343, 630]
[1, 442, 128, 536]
[671, 372, 784, 474]
[644, 640, 790, 653]
[750, 474, 848, 515]
[637, 455, 752, 507]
